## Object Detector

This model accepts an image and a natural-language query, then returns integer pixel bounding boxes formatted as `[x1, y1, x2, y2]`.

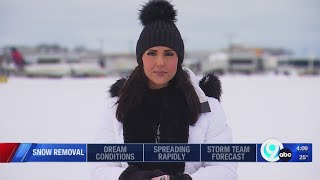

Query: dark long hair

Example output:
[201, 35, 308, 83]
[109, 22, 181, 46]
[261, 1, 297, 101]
[116, 64, 201, 125]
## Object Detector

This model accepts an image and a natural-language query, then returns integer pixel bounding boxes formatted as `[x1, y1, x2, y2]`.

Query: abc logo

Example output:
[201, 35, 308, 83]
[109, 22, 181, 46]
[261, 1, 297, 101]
[279, 148, 292, 162]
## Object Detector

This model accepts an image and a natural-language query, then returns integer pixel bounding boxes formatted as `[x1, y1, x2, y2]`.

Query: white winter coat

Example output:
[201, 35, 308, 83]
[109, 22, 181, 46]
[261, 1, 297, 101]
[93, 68, 238, 180]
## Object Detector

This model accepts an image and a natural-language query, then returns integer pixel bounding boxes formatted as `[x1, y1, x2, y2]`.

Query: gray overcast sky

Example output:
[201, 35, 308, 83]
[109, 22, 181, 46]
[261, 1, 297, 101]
[0, 0, 319, 56]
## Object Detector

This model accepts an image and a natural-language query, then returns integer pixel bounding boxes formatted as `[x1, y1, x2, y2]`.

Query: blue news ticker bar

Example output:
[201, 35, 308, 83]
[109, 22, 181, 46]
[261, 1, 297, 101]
[5, 143, 312, 162]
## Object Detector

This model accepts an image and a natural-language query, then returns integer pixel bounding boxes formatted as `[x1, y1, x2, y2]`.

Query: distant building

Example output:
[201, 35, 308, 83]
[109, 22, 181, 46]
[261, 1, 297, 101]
[276, 56, 320, 75]
[201, 45, 292, 75]
[1, 44, 107, 77]
[105, 53, 137, 76]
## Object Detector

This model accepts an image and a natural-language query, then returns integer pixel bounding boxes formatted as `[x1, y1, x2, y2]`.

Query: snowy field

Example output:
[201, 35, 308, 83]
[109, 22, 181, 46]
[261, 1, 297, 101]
[0, 75, 319, 180]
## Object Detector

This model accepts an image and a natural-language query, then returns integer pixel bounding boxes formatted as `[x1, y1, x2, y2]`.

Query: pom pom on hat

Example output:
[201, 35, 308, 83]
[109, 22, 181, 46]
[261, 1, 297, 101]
[136, 0, 185, 65]
[139, 0, 177, 26]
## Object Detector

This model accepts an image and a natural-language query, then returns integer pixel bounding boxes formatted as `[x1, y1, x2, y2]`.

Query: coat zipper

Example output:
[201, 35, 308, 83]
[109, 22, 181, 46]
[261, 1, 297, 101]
[156, 123, 160, 143]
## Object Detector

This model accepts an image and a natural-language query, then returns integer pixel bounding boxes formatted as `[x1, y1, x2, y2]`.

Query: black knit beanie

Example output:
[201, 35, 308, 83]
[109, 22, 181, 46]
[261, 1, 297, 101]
[136, 0, 184, 65]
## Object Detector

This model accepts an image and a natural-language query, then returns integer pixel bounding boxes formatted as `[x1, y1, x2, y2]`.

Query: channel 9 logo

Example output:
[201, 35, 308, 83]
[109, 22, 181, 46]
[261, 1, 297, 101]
[260, 139, 292, 162]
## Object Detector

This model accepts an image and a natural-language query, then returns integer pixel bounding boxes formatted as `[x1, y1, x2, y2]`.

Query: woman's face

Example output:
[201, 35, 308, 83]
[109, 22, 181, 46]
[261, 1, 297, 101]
[142, 46, 178, 90]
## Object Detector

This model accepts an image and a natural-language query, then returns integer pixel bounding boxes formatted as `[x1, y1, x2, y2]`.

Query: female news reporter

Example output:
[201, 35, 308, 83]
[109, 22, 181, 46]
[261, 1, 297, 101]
[94, 0, 237, 179]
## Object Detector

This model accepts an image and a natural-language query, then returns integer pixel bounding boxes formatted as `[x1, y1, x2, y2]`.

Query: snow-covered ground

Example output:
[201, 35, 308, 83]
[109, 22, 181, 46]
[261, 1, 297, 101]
[0, 75, 319, 180]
